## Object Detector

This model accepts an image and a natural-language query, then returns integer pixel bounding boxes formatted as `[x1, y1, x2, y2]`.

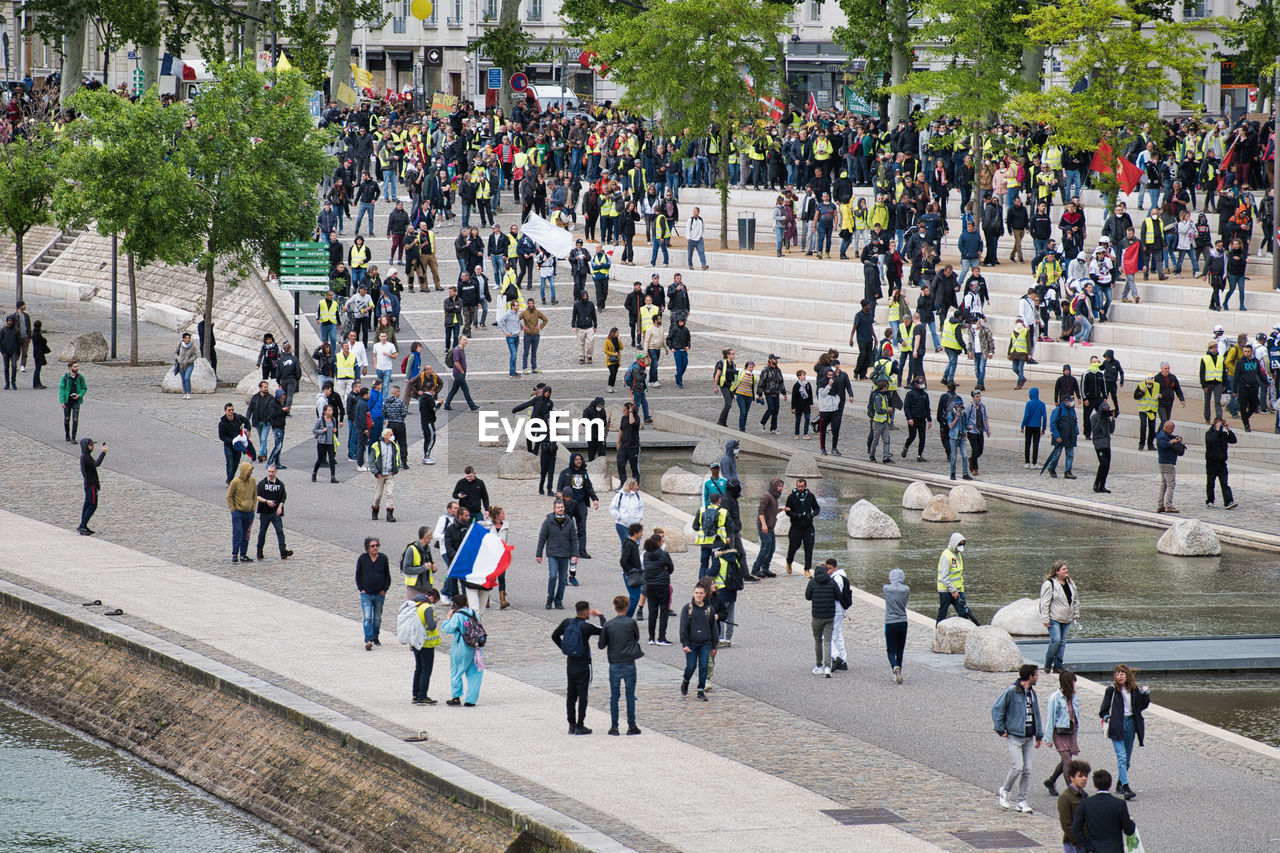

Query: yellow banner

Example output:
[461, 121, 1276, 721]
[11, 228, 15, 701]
[431, 91, 458, 117]
[335, 81, 358, 107]
[350, 63, 373, 90]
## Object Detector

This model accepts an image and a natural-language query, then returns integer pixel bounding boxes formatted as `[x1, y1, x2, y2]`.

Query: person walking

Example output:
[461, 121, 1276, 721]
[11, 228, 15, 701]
[536, 499, 579, 610]
[1090, 401, 1116, 493]
[552, 600, 607, 735]
[225, 461, 257, 564]
[936, 532, 980, 624]
[442, 594, 484, 706]
[442, 336, 480, 411]
[1101, 664, 1151, 800]
[1205, 417, 1239, 508]
[609, 478, 645, 545]
[1040, 561, 1080, 672]
[678, 584, 717, 701]
[946, 391, 970, 481]
[883, 568, 910, 684]
[965, 389, 990, 476]
[312, 404, 340, 483]
[59, 361, 88, 442]
[369, 427, 401, 522]
[751, 478, 784, 579]
[1134, 375, 1160, 451]
[1043, 670, 1082, 796]
[1056, 759, 1092, 853]
[397, 587, 442, 705]
[1041, 395, 1079, 479]
[1021, 387, 1047, 469]
[805, 560, 837, 677]
[992, 663, 1044, 814]
[642, 531, 675, 645]
[76, 437, 107, 535]
[1072, 769, 1137, 853]
[218, 401, 251, 484]
[1200, 340, 1226, 424]
[1155, 420, 1186, 513]
[356, 536, 390, 650]
[598, 594, 644, 736]
[618, 521, 645, 617]
[254, 463, 293, 561]
[783, 478, 819, 577]
[30, 320, 49, 389]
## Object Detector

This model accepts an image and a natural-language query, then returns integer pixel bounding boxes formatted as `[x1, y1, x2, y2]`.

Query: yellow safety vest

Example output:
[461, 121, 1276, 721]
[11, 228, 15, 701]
[1010, 326, 1029, 356]
[871, 391, 891, 423]
[1201, 352, 1224, 383]
[937, 548, 965, 592]
[336, 351, 358, 379]
[350, 244, 370, 270]
[888, 300, 902, 323]
[654, 214, 671, 239]
[639, 304, 660, 332]
[898, 320, 915, 348]
[1136, 382, 1159, 416]
[874, 357, 898, 391]
[417, 602, 442, 648]
[694, 506, 728, 545]
[403, 542, 432, 587]
[716, 359, 735, 387]
[942, 319, 963, 352]
[318, 299, 339, 325]
[507, 235, 518, 259]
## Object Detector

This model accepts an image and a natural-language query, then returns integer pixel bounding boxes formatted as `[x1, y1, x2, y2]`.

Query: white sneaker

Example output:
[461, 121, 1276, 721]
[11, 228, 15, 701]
[423, 457, 436, 465]
[183, 394, 191, 400]
[1016, 801, 1033, 814]
[356, 466, 368, 472]
[651, 381, 661, 387]
[893, 665, 903, 684]
[998, 789, 1011, 810]
[19, 365, 25, 372]
[811, 665, 824, 675]
[823, 666, 832, 677]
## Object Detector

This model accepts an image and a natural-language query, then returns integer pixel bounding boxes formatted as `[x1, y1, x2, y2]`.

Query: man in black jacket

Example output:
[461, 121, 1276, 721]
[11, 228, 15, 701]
[442, 507, 472, 599]
[666, 273, 691, 325]
[552, 600, 606, 734]
[1205, 417, 1238, 508]
[276, 343, 301, 414]
[487, 224, 510, 285]
[567, 239, 592, 300]
[355, 535, 391, 650]
[982, 195, 1004, 265]
[452, 466, 491, 519]
[247, 381, 283, 464]
[218, 402, 251, 484]
[1005, 195, 1029, 263]
[784, 479, 820, 578]
[624, 281, 645, 348]
[902, 377, 931, 462]
[77, 437, 107, 535]
[571, 290, 598, 364]
[1071, 769, 1136, 853]
[255, 464, 293, 560]
[804, 562, 837, 676]
[599, 593, 644, 734]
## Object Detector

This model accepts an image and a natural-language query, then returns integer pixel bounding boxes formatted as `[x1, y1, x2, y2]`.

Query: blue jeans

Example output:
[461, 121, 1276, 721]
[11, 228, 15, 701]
[505, 336, 519, 375]
[376, 368, 392, 394]
[609, 662, 638, 728]
[267, 426, 284, 466]
[359, 592, 385, 643]
[774, 225, 785, 254]
[817, 223, 833, 255]
[687, 239, 706, 268]
[650, 238, 669, 265]
[729, 161, 739, 185]
[1044, 443, 1074, 473]
[223, 444, 242, 483]
[1225, 274, 1246, 309]
[1144, 187, 1160, 210]
[1012, 359, 1025, 383]
[949, 436, 967, 477]
[1032, 238, 1049, 262]
[381, 169, 397, 200]
[444, 375, 477, 409]
[1174, 248, 1198, 275]
[752, 531, 776, 574]
[320, 323, 339, 351]
[682, 162, 694, 187]
[491, 256, 505, 285]
[522, 334, 540, 370]
[924, 320, 940, 350]
[1074, 316, 1092, 342]
[350, 267, 366, 289]
[1045, 620, 1071, 670]
[230, 510, 254, 558]
[1095, 284, 1112, 318]
[683, 642, 711, 689]
[179, 364, 194, 394]
[943, 349, 960, 383]
[761, 394, 781, 431]
[354, 202, 375, 235]
[633, 390, 650, 420]
[666, 171, 680, 200]
[736, 394, 752, 431]
[1063, 169, 1082, 202]
[673, 349, 689, 387]
[546, 556, 569, 605]
[973, 353, 986, 387]
[539, 277, 556, 303]
[1111, 716, 1136, 786]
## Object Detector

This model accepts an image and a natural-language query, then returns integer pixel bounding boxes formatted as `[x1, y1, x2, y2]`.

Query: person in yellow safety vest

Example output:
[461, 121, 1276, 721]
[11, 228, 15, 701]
[941, 314, 967, 385]
[650, 211, 671, 265]
[936, 532, 979, 624]
[1199, 341, 1226, 423]
[870, 196, 891, 231]
[591, 246, 612, 309]
[1134, 376, 1160, 450]
[403, 587, 442, 705]
[866, 377, 894, 461]
[1035, 253, 1063, 286]
[401, 527, 438, 596]
[316, 290, 341, 350]
[694, 493, 729, 577]
[335, 342, 359, 399]
[1035, 163, 1056, 206]
[638, 295, 660, 333]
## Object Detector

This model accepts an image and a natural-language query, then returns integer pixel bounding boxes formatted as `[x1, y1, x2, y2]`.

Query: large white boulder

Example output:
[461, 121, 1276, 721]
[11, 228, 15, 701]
[964, 626, 1026, 672]
[660, 466, 704, 495]
[991, 598, 1049, 637]
[691, 438, 724, 466]
[921, 495, 959, 523]
[902, 481, 933, 510]
[497, 451, 540, 479]
[784, 451, 821, 478]
[586, 454, 614, 493]
[659, 524, 688, 553]
[1156, 519, 1222, 557]
[846, 499, 901, 539]
[164, 358, 221, 394]
[948, 484, 988, 513]
[59, 331, 108, 363]
[234, 369, 269, 399]
[933, 617, 977, 654]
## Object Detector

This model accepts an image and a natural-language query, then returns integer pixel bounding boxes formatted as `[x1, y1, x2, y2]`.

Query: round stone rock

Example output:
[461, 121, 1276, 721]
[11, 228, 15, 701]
[660, 466, 703, 495]
[1156, 519, 1221, 556]
[964, 626, 1026, 672]
[901, 481, 933, 510]
[784, 450, 821, 478]
[846, 499, 901, 539]
[991, 598, 1048, 637]
[59, 331, 109, 363]
[932, 617, 976, 654]
[691, 438, 723, 466]
[921, 495, 959, 523]
[948, 484, 988, 513]
[497, 451, 541, 479]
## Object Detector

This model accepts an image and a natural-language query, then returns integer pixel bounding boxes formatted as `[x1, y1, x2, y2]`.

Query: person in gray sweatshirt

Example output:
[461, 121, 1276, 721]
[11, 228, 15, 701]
[883, 568, 910, 684]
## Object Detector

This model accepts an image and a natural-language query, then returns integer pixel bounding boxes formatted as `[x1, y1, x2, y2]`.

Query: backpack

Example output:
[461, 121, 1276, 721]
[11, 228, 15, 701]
[461, 611, 487, 648]
[837, 575, 853, 609]
[396, 600, 427, 648]
[445, 347, 455, 369]
[870, 359, 890, 387]
[698, 505, 721, 538]
[559, 618, 587, 657]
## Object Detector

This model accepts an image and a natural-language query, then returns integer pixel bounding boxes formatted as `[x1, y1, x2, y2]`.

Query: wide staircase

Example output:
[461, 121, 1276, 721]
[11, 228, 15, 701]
[24, 229, 85, 277]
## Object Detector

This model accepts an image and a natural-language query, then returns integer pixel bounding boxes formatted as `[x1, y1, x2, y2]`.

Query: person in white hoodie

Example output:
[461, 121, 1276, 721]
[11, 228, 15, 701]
[1039, 560, 1080, 673]
[686, 207, 708, 270]
[609, 478, 645, 543]
[828, 558, 852, 672]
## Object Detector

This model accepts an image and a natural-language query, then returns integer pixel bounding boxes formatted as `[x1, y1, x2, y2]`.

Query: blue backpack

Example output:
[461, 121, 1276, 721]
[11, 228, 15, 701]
[560, 618, 587, 657]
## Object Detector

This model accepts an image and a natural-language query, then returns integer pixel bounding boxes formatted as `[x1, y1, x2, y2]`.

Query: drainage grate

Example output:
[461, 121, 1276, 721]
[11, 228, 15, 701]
[952, 829, 1041, 849]
[821, 808, 906, 825]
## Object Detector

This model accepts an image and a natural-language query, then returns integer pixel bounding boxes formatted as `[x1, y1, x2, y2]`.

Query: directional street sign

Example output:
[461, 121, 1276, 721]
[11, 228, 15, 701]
[279, 241, 329, 291]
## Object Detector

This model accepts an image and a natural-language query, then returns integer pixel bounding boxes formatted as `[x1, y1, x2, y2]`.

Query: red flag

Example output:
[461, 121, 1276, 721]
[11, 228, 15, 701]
[1122, 241, 1141, 275]
[806, 92, 817, 120]
[1217, 138, 1237, 191]
[1089, 140, 1114, 175]
[1117, 157, 1143, 194]
[578, 50, 610, 79]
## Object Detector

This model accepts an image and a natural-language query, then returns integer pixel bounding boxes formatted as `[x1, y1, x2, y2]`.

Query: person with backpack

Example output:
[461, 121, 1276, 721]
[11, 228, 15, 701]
[625, 354, 652, 424]
[679, 583, 718, 701]
[442, 593, 485, 706]
[552, 600, 607, 735]
[396, 587, 442, 705]
[711, 546, 745, 647]
[827, 558, 853, 671]
[693, 492, 729, 579]
[598, 594, 644, 736]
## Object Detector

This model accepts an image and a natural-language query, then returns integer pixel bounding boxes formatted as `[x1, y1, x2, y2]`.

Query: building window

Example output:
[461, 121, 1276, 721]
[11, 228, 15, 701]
[483, 0, 497, 19]
[393, 16, 406, 32]
[808, 0, 820, 21]
[454, 0, 462, 20]
[1183, 0, 1207, 18]
[528, 0, 542, 21]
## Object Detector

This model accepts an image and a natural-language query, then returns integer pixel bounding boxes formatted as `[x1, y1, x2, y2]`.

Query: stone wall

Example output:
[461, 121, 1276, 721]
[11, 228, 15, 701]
[0, 594, 566, 853]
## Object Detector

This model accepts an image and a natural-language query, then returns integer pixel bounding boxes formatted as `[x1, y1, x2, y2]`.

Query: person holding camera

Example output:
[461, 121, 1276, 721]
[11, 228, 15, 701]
[1155, 420, 1186, 513]
[59, 361, 88, 442]
[76, 437, 107, 535]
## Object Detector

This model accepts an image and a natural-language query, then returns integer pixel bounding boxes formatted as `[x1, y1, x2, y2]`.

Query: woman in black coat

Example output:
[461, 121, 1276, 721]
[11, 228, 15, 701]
[1100, 664, 1151, 800]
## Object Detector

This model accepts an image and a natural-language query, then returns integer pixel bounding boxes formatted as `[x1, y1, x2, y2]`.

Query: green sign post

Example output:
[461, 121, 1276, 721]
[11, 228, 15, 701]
[278, 240, 330, 357]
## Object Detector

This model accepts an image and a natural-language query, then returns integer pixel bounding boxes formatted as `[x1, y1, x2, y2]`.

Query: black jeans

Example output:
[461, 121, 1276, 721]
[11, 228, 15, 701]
[1206, 461, 1234, 504]
[646, 584, 671, 642]
[885, 621, 908, 669]
[904, 420, 928, 456]
[617, 447, 639, 484]
[968, 433, 984, 472]
[566, 658, 591, 726]
[63, 402, 81, 440]
[1094, 447, 1111, 490]
[2, 351, 16, 387]
[412, 646, 435, 701]
[937, 590, 979, 624]
[314, 443, 335, 477]
[256, 512, 287, 555]
[1024, 428, 1042, 464]
[717, 386, 734, 424]
[786, 527, 815, 573]
[855, 339, 874, 379]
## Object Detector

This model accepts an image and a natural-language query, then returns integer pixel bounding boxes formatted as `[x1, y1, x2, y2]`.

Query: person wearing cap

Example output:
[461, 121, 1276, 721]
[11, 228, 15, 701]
[694, 491, 729, 579]
[1042, 394, 1079, 480]
[369, 427, 401, 523]
[1199, 340, 1226, 423]
[867, 376, 895, 463]
[591, 244, 612, 309]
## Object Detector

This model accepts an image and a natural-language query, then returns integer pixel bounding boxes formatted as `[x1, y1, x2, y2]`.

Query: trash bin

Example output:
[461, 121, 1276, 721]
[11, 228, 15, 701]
[737, 212, 756, 250]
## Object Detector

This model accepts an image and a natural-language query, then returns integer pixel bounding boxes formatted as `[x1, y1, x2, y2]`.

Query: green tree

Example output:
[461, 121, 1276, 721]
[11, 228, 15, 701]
[833, 0, 915, 121]
[886, 0, 1025, 201]
[569, 0, 789, 248]
[0, 125, 59, 304]
[180, 62, 333, 363]
[21, 0, 160, 101]
[468, 0, 549, 113]
[1006, 0, 1205, 199]
[57, 89, 203, 365]
[330, 0, 391, 100]
[1221, 0, 1280, 91]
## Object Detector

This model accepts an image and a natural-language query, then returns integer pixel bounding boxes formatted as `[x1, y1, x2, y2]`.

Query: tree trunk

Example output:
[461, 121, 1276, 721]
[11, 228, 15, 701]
[60, 11, 89, 105]
[14, 230, 23, 304]
[141, 42, 161, 92]
[497, 0, 522, 109]
[718, 129, 730, 250]
[330, 8, 355, 100]
[127, 250, 139, 366]
[244, 0, 262, 64]
[888, 0, 911, 123]
[1019, 43, 1045, 92]
[202, 261, 215, 363]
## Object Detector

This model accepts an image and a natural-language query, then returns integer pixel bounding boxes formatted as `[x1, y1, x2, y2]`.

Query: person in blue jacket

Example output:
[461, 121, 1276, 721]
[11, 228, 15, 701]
[1041, 395, 1079, 479]
[1020, 386, 1047, 468]
[442, 593, 484, 706]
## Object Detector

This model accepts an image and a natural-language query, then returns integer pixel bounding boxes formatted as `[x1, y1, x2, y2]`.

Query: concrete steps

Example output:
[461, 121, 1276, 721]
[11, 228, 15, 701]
[0, 225, 60, 273]
[25, 230, 85, 277]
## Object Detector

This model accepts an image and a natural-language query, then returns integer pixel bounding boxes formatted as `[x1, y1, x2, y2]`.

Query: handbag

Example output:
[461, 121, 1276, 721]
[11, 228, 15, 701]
[625, 567, 644, 588]
[1124, 828, 1144, 853]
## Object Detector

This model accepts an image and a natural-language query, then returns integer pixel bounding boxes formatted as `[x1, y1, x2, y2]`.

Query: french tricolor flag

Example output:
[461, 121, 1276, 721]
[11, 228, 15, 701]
[447, 523, 514, 589]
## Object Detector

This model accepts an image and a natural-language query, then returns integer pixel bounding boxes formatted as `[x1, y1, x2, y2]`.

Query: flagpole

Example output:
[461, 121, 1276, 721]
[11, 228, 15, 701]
[1272, 54, 1279, 291]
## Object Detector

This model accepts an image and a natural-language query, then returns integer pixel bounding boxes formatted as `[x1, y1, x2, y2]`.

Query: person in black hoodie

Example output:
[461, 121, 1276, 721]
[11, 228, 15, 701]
[582, 397, 609, 461]
[77, 437, 107, 535]
[784, 479, 820, 577]
[902, 377, 931, 461]
[556, 453, 599, 562]
[452, 466, 491, 519]
[512, 384, 554, 455]
[1204, 417, 1238, 508]
[805, 562, 837, 676]
[678, 584, 718, 701]
[551, 600, 607, 734]
[642, 533, 675, 644]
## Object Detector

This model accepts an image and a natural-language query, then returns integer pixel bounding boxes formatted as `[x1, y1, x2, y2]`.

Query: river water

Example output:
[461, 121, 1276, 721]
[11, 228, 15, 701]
[0, 702, 305, 852]
[641, 451, 1280, 746]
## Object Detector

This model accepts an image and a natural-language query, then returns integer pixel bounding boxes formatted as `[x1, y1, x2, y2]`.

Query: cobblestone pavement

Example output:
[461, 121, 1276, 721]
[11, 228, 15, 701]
[5, 250, 1280, 852]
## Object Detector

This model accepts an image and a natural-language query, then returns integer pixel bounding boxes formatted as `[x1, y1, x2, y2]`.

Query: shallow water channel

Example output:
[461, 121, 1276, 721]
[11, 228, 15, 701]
[640, 451, 1280, 746]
